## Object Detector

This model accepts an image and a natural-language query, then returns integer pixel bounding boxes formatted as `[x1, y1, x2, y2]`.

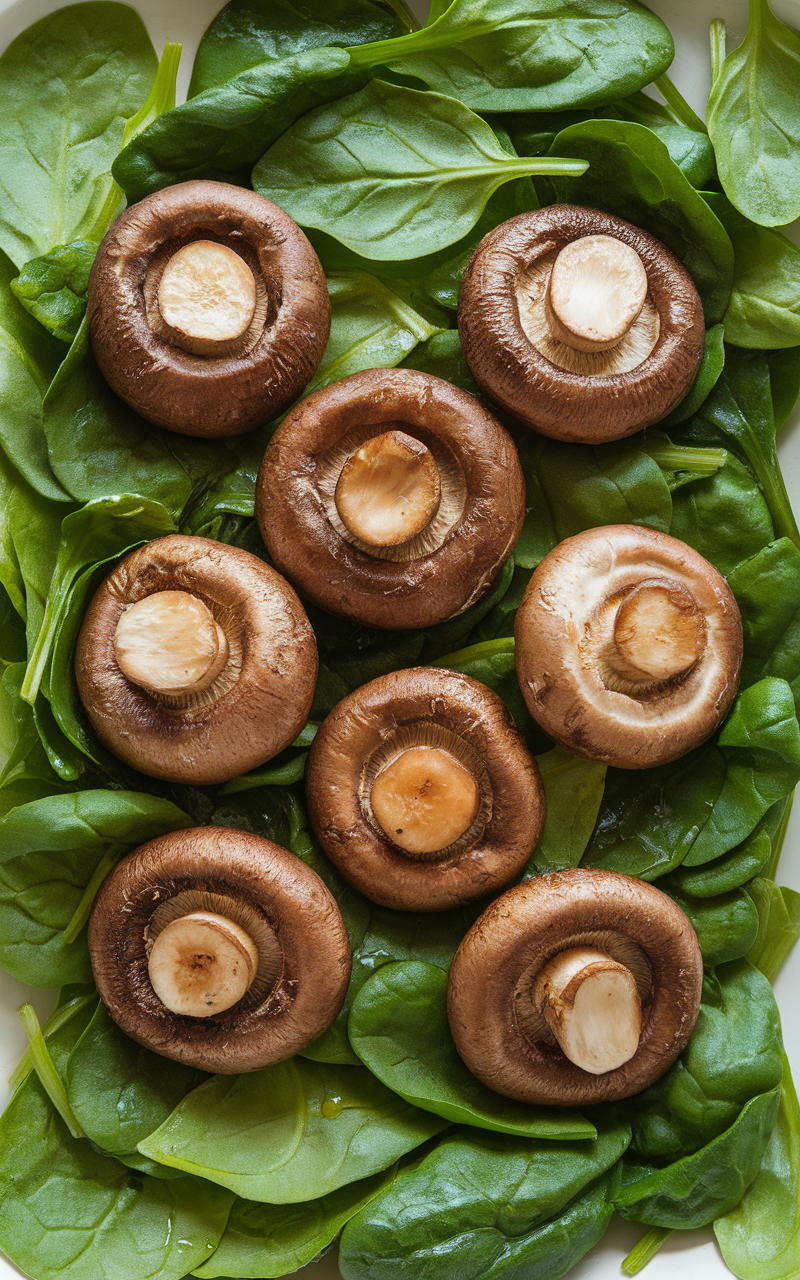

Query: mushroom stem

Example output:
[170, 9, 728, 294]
[114, 590, 229, 698]
[147, 910, 259, 1017]
[370, 745, 480, 857]
[533, 946, 642, 1074]
[605, 578, 706, 686]
[334, 430, 441, 548]
[157, 240, 257, 356]
[544, 235, 648, 353]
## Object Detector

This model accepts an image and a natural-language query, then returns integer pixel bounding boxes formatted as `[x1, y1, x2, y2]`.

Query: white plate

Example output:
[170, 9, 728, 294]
[1, 0, 799, 1276]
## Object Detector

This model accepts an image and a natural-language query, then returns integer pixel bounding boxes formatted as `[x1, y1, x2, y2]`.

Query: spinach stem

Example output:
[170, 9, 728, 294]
[622, 1226, 674, 1274]
[9, 993, 95, 1089]
[62, 847, 124, 945]
[647, 442, 727, 475]
[17, 1004, 85, 1139]
[653, 74, 707, 134]
[710, 18, 728, 84]
[433, 636, 515, 669]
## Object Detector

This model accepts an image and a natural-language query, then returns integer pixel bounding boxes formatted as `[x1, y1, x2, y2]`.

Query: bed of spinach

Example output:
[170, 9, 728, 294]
[0, 1, 800, 1279]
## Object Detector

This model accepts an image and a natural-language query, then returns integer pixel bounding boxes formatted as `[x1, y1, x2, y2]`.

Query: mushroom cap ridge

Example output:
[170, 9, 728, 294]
[447, 868, 703, 1106]
[306, 666, 545, 912]
[458, 204, 705, 444]
[88, 826, 351, 1074]
[87, 179, 330, 437]
[256, 367, 526, 631]
[75, 533, 318, 785]
[514, 524, 743, 769]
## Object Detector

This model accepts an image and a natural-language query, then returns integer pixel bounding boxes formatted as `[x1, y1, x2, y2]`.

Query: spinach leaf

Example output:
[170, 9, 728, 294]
[662, 807, 776, 898]
[252, 80, 586, 261]
[0, 2, 157, 268]
[137, 1057, 447, 1202]
[338, 1121, 630, 1280]
[746, 877, 800, 983]
[0, 251, 69, 501]
[770, 346, 800, 432]
[729, 539, 800, 705]
[189, 0, 414, 96]
[526, 745, 607, 874]
[540, 118, 734, 324]
[10, 240, 96, 345]
[707, 0, 800, 227]
[0, 665, 77, 820]
[0, 1075, 233, 1280]
[704, 192, 800, 349]
[659, 323, 725, 428]
[0, 790, 190, 986]
[0, 447, 67, 649]
[66, 1003, 207, 1157]
[669, 454, 774, 576]
[114, 47, 357, 202]
[349, 961, 597, 1139]
[193, 1169, 398, 1279]
[665, 887, 759, 967]
[715, 1056, 800, 1280]
[347, 0, 674, 113]
[401, 329, 479, 390]
[615, 1086, 781, 1228]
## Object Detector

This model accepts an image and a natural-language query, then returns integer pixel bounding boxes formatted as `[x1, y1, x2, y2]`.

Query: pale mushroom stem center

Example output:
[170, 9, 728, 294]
[334, 430, 441, 548]
[608, 578, 706, 685]
[157, 240, 257, 357]
[545, 234, 648, 353]
[148, 910, 259, 1018]
[114, 590, 229, 698]
[533, 945, 642, 1074]
[371, 745, 480, 856]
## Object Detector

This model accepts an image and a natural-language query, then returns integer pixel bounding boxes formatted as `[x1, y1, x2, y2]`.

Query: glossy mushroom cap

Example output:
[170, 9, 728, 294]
[306, 667, 545, 912]
[87, 180, 330, 437]
[514, 525, 743, 769]
[458, 205, 705, 443]
[447, 868, 703, 1105]
[74, 534, 318, 785]
[88, 827, 351, 1073]
[255, 367, 526, 630]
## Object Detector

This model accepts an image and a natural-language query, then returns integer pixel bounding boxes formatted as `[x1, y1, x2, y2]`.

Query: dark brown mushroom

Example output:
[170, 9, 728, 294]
[255, 367, 526, 630]
[74, 533, 317, 785]
[458, 205, 705, 443]
[514, 525, 743, 769]
[87, 179, 330, 437]
[306, 667, 545, 912]
[88, 826, 351, 1073]
[447, 868, 703, 1105]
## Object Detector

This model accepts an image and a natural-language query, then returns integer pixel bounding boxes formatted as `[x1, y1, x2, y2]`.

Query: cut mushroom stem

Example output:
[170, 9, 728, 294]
[544, 235, 648, 353]
[334, 430, 441, 548]
[370, 745, 481, 856]
[533, 946, 642, 1074]
[147, 910, 259, 1017]
[114, 590, 229, 698]
[157, 240, 257, 357]
[605, 578, 706, 686]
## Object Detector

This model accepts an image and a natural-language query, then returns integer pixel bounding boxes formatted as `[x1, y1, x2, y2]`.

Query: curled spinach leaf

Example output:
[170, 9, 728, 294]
[349, 960, 597, 1139]
[252, 80, 587, 260]
[347, 0, 674, 113]
[137, 1057, 447, 1203]
[10, 240, 96, 346]
[707, 0, 800, 227]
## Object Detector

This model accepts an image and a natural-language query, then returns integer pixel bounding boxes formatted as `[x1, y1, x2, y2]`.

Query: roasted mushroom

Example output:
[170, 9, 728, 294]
[255, 368, 526, 630]
[459, 205, 705, 443]
[514, 525, 743, 769]
[75, 534, 317, 785]
[306, 667, 545, 912]
[87, 180, 330, 437]
[88, 826, 350, 1072]
[447, 868, 703, 1105]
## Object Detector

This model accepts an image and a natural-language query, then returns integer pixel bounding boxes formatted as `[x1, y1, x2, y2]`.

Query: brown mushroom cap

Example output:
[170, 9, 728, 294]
[306, 667, 545, 912]
[87, 180, 330, 437]
[255, 368, 526, 630]
[74, 534, 318, 785]
[514, 525, 743, 769]
[88, 826, 351, 1073]
[447, 868, 703, 1105]
[458, 205, 705, 444]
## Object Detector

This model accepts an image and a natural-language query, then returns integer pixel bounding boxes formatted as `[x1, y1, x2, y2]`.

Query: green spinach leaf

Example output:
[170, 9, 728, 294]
[704, 192, 800, 349]
[526, 745, 607, 874]
[729, 539, 800, 705]
[349, 961, 597, 1139]
[659, 323, 725, 428]
[252, 80, 586, 261]
[665, 887, 759, 967]
[746, 877, 800, 983]
[669, 454, 774, 576]
[138, 1057, 447, 1202]
[10, 240, 96, 345]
